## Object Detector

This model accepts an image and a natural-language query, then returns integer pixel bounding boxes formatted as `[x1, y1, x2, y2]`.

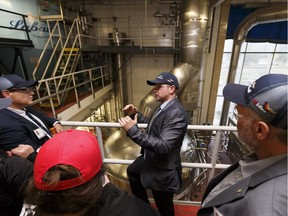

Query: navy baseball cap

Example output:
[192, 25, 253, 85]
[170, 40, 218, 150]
[147, 72, 179, 89]
[0, 74, 38, 91]
[223, 74, 287, 129]
[0, 98, 12, 109]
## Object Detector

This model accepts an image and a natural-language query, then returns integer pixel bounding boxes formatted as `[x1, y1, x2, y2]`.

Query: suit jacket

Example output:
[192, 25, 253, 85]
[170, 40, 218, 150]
[0, 107, 58, 151]
[197, 156, 287, 216]
[127, 98, 188, 193]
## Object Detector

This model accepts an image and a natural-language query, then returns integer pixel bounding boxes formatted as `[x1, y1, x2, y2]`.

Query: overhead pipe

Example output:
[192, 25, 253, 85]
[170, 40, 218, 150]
[220, 5, 288, 125]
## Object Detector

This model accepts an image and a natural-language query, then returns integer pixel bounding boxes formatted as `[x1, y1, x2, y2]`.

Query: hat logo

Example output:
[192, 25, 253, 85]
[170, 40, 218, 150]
[157, 75, 164, 80]
[167, 79, 174, 83]
[247, 81, 256, 93]
[252, 99, 276, 114]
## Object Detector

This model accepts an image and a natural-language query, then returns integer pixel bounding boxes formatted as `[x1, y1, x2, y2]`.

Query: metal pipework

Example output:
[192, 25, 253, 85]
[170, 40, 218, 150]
[180, 0, 210, 120]
[220, 5, 288, 125]
[105, 0, 210, 197]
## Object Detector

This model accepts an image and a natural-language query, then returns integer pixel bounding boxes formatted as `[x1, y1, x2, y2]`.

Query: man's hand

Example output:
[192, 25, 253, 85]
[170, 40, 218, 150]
[54, 123, 64, 133]
[8, 144, 34, 159]
[122, 104, 137, 116]
[118, 114, 138, 132]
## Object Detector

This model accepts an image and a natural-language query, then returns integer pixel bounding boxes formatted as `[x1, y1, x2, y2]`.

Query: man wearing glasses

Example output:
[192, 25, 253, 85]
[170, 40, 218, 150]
[0, 97, 34, 216]
[119, 72, 188, 216]
[198, 74, 287, 216]
[0, 74, 63, 157]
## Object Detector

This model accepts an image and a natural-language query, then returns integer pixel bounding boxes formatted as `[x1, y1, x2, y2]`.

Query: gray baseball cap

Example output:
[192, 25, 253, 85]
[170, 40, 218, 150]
[223, 73, 287, 129]
[0, 74, 38, 91]
[0, 98, 12, 109]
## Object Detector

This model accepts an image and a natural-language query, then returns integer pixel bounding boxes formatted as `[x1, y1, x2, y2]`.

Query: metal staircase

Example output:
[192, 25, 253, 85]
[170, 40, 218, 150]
[33, 0, 82, 108]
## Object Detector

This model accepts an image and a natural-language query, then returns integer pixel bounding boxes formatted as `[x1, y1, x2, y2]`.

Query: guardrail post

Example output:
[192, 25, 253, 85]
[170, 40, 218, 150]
[208, 130, 222, 181]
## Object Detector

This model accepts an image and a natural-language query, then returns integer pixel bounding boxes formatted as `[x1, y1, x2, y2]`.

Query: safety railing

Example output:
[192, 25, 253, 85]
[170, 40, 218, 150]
[89, 23, 180, 48]
[67, 19, 181, 49]
[31, 64, 112, 117]
[0, 8, 31, 42]
[60, 121, 237, 204]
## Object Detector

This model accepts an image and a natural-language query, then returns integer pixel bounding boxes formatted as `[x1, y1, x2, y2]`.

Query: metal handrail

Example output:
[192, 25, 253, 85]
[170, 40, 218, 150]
[32, 65, 112, 117]
[32, 20, 62, 81]
[60, 121, 237, 170]
[59, 121, 237, 204]
[0, 8, 31, 41]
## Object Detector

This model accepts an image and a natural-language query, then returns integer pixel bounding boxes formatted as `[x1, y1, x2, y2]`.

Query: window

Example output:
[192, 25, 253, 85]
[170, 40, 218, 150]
[213, 40, 288, 125]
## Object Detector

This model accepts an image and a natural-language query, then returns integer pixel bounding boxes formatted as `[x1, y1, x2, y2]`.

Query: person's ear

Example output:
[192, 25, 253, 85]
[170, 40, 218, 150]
[169, 85, 176, 93]
[255, 120, 270, 140]
[1, 90, 9, 98]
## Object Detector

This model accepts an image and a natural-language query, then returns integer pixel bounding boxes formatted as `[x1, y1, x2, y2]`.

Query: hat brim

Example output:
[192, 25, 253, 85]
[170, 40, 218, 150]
[12, 80, 38, 89]
[0, 98, 12, 109]
[223, 83, 248, 106]
[147, 80, 162, 86]
[147, 80, 179, 89]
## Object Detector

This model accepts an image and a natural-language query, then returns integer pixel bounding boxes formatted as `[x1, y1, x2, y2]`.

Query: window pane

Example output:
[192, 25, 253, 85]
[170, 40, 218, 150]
[223, 39, 233, 52]
[271, 53, 288, 74]
[213, 96, 224, 125]
[240, 53, 273, 81]
[214, 41, 287, 126]
[246, 42, 275, 52]
[276, 44, 288, 52]
[241, 42, 248, 52]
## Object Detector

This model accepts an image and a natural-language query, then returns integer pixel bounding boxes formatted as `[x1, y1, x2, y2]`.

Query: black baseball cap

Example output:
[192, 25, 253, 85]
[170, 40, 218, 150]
[147, 72, 179, 89]
[0, 74, 38, 91]
[223, 74, 287, 129]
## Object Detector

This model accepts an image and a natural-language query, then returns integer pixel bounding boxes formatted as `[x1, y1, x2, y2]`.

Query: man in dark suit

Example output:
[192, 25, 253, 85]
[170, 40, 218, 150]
[0, 97, 34, 216]
[119, 72, 188, 216]
[197, 74, 287, 216]
[0, 74, 63, 152]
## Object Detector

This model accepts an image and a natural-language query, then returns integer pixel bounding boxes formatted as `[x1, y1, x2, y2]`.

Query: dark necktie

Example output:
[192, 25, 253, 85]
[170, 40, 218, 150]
[147, 107, 161, 133]
[144, 107, 162, 159]
[25, 110, 52, 137]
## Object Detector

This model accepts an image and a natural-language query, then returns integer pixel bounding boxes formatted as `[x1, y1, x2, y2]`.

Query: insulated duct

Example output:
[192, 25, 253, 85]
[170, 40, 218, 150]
[220, 5, 288, 125]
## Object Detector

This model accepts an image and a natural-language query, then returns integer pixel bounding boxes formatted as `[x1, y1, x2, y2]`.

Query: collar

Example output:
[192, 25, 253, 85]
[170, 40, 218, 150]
[160, 96, 177, 110]
[7, 107, 26, 115]
[239, 153, 287, 178]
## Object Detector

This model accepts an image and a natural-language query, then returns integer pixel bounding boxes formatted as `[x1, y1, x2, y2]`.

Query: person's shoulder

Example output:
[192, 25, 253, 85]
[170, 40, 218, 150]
[0, 108, 10, 117]
[99, 183, 159, 216]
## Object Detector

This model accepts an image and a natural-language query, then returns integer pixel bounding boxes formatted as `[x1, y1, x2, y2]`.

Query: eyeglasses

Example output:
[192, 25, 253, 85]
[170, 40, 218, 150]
[8, 87, 36, 93]
[153, 84, 172, 90]
[233, 107, 244, 120]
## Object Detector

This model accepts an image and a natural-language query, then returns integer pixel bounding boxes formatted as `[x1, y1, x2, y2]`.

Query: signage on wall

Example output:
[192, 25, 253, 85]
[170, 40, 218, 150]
[0, 0, 53, 49]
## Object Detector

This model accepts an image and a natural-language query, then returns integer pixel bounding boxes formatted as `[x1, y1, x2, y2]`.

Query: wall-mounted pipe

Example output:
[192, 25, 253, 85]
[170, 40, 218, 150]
[179, 0, 210, 123]
[220, 5, 288, 125]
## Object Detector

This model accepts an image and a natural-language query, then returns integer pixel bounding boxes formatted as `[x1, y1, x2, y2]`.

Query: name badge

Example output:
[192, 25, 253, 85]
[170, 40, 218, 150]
[33, 128, 45, 139]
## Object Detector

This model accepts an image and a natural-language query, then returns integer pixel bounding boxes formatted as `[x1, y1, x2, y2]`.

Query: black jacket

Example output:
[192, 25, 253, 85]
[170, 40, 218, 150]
[0, 150, 33, 216]
[90, 183, 160, 216]
[0, 107, 58, 151]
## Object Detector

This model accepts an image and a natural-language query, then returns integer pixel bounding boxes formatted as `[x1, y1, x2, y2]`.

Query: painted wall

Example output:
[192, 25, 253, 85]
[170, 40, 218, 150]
[0, 0, 52, 78]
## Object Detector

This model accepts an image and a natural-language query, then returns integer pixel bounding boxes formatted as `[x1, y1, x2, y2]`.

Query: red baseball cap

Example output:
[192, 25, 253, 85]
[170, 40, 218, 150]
[34, 129, 103, 191]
